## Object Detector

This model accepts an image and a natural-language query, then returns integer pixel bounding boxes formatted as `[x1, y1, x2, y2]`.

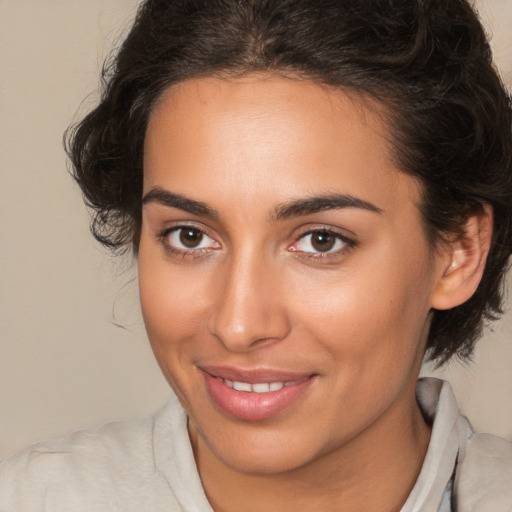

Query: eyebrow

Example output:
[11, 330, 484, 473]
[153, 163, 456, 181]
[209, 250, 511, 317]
[271, 194, 383, 221]
[142, 187, 220, 219]
[142, 187, 382, 221]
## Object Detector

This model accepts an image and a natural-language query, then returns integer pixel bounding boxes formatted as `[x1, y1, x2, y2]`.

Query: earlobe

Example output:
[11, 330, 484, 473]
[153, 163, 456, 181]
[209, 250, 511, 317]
[430, 204, 493, 311]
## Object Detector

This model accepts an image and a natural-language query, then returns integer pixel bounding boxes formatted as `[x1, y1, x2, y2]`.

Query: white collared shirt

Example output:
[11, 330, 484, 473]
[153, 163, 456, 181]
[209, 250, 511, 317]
[1, 378, 510, 511]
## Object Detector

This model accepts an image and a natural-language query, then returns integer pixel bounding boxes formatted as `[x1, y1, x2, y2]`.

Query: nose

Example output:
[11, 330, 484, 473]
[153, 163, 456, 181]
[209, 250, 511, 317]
[207, 253, 291, 352]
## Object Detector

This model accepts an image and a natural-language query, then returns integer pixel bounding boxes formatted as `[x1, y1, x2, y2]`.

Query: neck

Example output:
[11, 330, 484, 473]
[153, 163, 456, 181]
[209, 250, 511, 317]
[192, 385, 431, 512]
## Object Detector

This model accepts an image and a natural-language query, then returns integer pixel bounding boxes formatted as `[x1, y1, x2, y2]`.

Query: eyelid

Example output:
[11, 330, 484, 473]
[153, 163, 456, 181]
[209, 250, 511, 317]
[294, 223, 356, 242]
[157, 222, 221, 257]
[288, 225, 357, 258]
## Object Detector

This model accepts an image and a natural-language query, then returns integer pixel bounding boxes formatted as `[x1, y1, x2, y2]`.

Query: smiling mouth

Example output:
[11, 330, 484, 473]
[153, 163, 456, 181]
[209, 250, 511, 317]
[215, 377, 309, 393]
[201, 368, 316, 420]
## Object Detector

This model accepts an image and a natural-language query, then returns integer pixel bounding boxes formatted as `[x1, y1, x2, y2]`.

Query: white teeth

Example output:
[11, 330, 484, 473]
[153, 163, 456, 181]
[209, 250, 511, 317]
[220, 379, 296, 393]
[232, 381, 252, 392]
[251, 383, 270, 393]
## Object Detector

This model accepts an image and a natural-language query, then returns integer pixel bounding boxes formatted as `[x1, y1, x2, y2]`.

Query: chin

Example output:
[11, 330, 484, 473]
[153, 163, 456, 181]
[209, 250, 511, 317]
[194, 418, 332, 477]
[216, 446, 314, 476]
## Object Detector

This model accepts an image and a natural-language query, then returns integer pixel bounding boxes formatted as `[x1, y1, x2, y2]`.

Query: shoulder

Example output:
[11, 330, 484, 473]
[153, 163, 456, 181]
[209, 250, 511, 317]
[2, 413, 155, 475]
[416, 378, 512, 511]
[0, 403, 181, 511]
[456, 426, 512, 512]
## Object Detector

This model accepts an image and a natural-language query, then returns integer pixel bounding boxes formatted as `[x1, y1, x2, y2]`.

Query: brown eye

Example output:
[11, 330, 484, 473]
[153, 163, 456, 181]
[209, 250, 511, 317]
[310, 231, 336, 252]
[179, 227, 204, 248]
[293, 229, 349, 255]
[164, 226, 219, 252]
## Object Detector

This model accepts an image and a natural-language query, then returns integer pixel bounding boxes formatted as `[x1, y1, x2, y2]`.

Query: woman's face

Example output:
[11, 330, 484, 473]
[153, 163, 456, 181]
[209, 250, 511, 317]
[139, 75, 445, 474]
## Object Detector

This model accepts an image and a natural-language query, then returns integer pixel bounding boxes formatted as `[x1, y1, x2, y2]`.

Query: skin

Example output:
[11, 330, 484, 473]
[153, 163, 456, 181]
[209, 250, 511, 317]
[138, 75, 489, 511]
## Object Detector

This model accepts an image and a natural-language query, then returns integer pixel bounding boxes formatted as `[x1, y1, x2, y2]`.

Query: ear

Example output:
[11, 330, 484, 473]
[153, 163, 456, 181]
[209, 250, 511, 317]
[430, 204, 493, 310]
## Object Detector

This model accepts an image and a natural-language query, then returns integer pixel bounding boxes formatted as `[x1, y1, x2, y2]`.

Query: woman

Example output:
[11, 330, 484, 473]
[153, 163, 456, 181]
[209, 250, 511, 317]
[1, 0, 511, 510]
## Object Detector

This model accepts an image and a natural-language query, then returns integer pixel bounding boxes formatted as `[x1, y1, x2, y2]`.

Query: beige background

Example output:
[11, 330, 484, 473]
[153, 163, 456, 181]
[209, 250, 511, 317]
[0, 0, 511, 459]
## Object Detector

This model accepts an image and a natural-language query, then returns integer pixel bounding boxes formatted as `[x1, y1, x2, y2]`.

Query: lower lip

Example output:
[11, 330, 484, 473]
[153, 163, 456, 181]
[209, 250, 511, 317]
[202, 371, 315, 421]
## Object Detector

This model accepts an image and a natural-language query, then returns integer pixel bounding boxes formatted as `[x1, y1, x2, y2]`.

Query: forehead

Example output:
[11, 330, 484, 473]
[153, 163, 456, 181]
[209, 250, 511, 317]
[146, 74, 390, 161]
[143, 74, 421, 215]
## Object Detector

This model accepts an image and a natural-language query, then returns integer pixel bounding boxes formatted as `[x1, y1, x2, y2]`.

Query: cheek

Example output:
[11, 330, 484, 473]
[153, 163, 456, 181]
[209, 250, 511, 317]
[286, 259, 432, 430]
[138, 250, 216, 405]
[138, 248, 209, 356]
[287, 250, 432, 368]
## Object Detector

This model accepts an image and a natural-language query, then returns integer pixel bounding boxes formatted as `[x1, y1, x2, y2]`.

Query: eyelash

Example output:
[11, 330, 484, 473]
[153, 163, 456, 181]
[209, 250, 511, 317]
[290, 228, 356, 261]
[157, 225, 219, 259]
[156, 225, 356, 261]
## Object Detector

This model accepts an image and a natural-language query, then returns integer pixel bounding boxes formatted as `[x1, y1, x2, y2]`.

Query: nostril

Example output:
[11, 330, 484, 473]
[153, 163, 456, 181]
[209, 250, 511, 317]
[207, 311, 291, 352]
[206, 259, 291, 351]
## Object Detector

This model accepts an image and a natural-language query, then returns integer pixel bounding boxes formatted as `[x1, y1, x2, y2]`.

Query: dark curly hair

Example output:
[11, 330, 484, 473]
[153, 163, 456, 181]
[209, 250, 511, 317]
[66, 0, 512, 365]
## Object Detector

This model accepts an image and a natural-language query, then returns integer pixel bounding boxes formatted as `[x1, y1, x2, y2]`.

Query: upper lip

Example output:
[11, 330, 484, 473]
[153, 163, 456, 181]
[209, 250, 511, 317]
[199, 365, 314, 383]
